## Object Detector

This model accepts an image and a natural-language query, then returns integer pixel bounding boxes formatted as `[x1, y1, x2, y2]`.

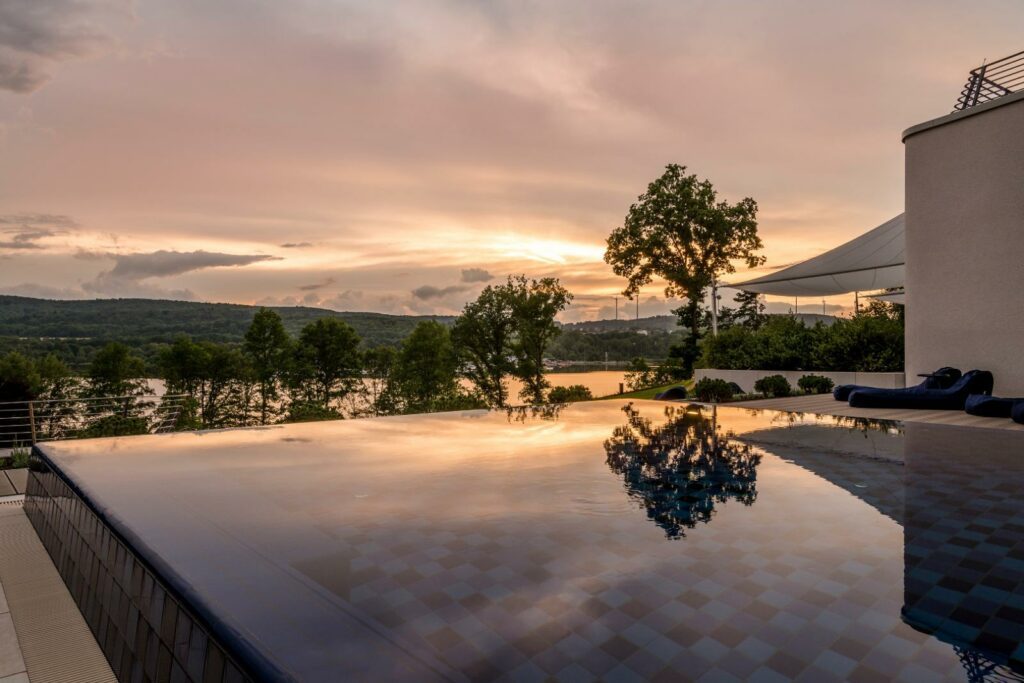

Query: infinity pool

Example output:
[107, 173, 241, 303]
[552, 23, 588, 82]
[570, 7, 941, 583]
[25, 401, 1024, 681]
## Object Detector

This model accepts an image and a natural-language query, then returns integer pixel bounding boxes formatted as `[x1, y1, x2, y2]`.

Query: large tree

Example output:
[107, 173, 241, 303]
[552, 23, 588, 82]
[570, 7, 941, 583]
[289, 317, 362, 413]
[452, 276, 572, 408]
[510, 277, 572, 404]
[86, 342, 150, 399]
[452, 283, 518, 408]
[392, 320, 463, 413]
[605, 164, 764, 374]
[244, 308, 291, 424]
[159, 337, 253, 428]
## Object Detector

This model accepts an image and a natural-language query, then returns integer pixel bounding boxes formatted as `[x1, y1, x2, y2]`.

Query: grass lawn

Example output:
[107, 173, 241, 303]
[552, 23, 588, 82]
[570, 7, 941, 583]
[599, 379, 692, 400]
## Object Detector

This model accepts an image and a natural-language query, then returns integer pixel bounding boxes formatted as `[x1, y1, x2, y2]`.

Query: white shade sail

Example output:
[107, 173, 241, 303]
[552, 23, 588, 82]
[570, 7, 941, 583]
[727, 214, 905, 296]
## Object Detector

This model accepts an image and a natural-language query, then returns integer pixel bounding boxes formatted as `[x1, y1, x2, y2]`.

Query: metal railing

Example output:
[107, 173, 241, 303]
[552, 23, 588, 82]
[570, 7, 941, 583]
[0, 394, 188, 447]
[954, 49, 1024, 111]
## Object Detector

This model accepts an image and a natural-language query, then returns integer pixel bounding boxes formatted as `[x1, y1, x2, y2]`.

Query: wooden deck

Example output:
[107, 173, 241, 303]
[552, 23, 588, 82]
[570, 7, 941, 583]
[728, 393, 1024, 431]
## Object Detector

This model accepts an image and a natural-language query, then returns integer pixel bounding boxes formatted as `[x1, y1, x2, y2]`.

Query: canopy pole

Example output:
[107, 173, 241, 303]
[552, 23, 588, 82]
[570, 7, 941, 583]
[711, 278, 719, 336]
[855, 291, 859, 314]
[794, 296, 798, 314]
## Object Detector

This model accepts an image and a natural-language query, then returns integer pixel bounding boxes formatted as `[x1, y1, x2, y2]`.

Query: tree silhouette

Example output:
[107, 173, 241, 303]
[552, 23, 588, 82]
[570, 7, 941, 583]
[604, 403, 761, 539]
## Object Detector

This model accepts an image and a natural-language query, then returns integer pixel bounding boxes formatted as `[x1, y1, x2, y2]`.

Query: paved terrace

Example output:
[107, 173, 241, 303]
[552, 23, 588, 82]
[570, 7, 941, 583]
[0, 473, 115, 683]
[728, 393, 1024, 431]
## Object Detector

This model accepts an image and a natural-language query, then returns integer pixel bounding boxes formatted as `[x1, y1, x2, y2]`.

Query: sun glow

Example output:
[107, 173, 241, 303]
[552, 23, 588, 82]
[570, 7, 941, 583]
[491, 235, 606, 265]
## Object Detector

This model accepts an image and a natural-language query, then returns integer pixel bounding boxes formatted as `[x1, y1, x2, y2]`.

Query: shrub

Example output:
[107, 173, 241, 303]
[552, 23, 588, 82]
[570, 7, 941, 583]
[798, 374, 835, 395]
[693, 378, 734, 403]
[4, 444, 30, 469]
[754, 374, 791, 397]
[284, 401, 343, 423]
[698, 312, 904, 373]
[547, 385, 594, 403]
[810, 315, 904, 372]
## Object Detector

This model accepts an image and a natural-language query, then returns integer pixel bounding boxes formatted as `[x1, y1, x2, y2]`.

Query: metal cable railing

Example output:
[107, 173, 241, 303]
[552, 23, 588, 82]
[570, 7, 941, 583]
[0, 394, 188, 447]
[954, 49, 1024, 111]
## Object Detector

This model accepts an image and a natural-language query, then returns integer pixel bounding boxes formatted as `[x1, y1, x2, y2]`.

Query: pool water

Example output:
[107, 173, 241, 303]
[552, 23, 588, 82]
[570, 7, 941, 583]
[26, 400, 1024, 682]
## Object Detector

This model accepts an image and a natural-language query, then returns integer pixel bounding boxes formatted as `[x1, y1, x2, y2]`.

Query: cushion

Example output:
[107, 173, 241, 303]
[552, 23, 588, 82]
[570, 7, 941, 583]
[964, 394, 1017, 418]
[1013, 400, 1024, 425]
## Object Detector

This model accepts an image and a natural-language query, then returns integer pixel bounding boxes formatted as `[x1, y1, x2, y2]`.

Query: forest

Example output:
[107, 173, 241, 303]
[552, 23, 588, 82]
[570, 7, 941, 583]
[0, 295, 679, 369]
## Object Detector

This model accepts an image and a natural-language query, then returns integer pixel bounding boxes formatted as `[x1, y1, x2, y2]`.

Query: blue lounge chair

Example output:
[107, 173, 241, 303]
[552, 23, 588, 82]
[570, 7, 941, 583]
[833, 367, 961, 402]
[1013, 401, 1024, 425]
[964, 394, 1019, 418]
[848, 370, 993, 410]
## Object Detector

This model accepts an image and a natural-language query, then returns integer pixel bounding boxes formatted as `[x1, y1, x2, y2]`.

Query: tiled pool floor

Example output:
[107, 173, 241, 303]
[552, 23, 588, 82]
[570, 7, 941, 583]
[26, 402, 1024, 681]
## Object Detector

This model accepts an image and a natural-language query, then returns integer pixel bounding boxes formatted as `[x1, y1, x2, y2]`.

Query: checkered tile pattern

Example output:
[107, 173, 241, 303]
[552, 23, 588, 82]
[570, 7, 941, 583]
[903, 425, 1024, 674]
[304, 435, 1018, 682]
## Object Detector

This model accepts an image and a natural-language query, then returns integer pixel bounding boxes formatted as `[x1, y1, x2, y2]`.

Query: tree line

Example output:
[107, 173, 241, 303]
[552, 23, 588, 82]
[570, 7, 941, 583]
[0, 276, 573, 433]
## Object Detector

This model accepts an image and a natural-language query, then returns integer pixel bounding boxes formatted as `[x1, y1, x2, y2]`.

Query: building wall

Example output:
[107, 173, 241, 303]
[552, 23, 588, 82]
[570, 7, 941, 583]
[903, 94, 1024, 396]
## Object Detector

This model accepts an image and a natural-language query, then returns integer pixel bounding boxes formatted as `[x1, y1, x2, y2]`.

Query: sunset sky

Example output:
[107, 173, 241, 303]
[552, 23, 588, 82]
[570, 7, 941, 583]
[1, 1, 1021, 321]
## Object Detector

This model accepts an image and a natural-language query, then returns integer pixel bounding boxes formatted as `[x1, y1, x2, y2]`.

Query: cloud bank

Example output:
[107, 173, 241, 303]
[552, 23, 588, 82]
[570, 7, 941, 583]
[0, 0, 131, 93]
[82, 250, 279, 298]
[461, 267, 494, 283]
[411, 284, 470, 301]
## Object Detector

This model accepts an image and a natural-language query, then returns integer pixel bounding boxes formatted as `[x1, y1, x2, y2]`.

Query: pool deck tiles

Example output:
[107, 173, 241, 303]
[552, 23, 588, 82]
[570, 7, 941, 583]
[0, 502, 115, 683]
[728, 393, 1024, 430]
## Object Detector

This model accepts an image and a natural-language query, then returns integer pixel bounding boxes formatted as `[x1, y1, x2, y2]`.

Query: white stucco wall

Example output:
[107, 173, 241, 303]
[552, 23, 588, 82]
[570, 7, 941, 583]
[903, 93, 1024, 396]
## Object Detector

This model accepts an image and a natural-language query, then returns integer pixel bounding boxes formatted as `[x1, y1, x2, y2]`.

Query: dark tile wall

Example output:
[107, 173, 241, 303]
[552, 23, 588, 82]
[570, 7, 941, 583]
[24, 456, 252, 683]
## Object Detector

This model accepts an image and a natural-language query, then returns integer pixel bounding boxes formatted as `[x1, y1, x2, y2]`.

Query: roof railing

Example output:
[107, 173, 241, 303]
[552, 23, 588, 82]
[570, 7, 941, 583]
[0, 394, 188, 448]
[954, 49, 1024, 111]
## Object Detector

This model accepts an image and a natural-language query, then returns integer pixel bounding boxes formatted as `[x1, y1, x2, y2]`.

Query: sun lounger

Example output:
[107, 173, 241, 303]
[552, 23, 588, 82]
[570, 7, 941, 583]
[848, 370, 993, 410]
[1013, 401, 1024, 425]
[964, 394, 1018, 418]
[833, 367, 961, 402]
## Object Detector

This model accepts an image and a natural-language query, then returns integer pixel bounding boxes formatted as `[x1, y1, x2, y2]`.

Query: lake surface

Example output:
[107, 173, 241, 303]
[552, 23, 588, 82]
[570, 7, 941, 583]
[504, 370, 628, 399]
[149, 370, 631, 404]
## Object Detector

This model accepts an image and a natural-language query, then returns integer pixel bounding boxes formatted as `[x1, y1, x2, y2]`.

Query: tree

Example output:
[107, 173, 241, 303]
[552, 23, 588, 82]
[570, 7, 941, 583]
[86, 342, 150, 398]
[510, 277, 572, 404]
[547, 385, 593, 403]
[159, 338, 252, 428]
[33, 354, 81, 440]
[360, 346, 399, 417]
[289, 317, 361, 412]
[244, 309, 291, 424]
[0, 352, 41, 447]
[452, 283, 518, 408]
[0, 352, 41, 403]
[605, 164, 764, 376]
[733, 290, 767, 329]
[392, 321, 463, 413]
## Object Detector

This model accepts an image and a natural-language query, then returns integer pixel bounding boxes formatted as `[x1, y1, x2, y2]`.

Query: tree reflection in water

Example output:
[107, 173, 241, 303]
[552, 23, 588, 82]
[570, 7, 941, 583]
[604, 403, 762, 539]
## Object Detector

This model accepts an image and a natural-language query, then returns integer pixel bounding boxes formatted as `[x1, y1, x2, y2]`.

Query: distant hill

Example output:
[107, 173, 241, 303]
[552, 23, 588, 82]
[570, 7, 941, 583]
[0, 296, 453, 347]
[0, 296, 837, 369]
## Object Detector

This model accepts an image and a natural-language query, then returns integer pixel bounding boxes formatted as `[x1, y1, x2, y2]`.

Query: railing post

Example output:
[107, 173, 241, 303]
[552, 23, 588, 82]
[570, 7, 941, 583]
[28, 401, 37, 445]
[969, 63, 987, 108]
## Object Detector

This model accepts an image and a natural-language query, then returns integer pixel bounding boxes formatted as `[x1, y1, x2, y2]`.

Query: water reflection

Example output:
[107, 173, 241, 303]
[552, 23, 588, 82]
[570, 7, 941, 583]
[902, 423, 1024, 680]
[603, 403, 761, 539]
